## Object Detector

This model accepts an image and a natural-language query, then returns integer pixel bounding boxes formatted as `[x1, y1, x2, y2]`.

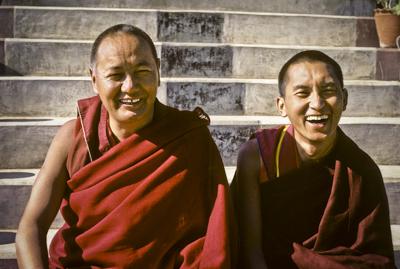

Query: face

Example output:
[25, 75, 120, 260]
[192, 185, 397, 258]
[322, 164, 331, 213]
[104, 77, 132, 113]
[90, 33, 160, 130]
[277, 60, 347, 149]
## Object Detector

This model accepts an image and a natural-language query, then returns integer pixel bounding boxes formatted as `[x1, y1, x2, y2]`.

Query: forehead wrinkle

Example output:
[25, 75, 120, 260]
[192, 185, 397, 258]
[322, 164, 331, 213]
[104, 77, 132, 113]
[287, 62, 338, 88]
[96, 35, 153, 71]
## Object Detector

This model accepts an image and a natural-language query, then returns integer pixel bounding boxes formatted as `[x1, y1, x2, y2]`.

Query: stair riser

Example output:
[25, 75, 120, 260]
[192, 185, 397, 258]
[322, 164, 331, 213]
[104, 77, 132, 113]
[0, 123, 399, 169]
[2, 41, 399, 80]
[0, 8, 378, 47]
[1, 0, 376, 16]
[0, 185, 64, 229]
[1, 80, 399, 117]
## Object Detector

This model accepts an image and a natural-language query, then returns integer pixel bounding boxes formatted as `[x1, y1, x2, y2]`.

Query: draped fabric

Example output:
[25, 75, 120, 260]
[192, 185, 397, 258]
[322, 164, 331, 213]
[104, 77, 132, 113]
[49, 96, 236, 269]
[234, 125, 395, 269]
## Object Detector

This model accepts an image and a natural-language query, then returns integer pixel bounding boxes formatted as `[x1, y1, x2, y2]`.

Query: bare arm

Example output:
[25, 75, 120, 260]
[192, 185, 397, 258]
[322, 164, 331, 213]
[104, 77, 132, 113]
[236, 139, 268, 269]
[16, 120, 75, 269]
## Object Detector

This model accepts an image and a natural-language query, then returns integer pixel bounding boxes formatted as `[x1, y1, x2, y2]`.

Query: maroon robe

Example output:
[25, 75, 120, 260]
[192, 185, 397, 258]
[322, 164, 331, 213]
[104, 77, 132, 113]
[234, 125, 395, 269]
[48, 96, 237, 268]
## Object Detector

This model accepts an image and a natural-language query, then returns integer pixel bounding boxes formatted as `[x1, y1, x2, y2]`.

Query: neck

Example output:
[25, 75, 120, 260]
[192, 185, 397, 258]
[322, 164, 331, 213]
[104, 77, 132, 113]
[109, 111, 154, 141]
[295, 132, 336, 164]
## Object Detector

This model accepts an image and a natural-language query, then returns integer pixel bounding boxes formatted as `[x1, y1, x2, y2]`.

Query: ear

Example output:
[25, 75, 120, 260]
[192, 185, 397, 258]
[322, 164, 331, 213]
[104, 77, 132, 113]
[276, 96, 287, 117]
[342, 88, 348, 111]
[89, 67, 99, 94]
[156, 58, 161, 87]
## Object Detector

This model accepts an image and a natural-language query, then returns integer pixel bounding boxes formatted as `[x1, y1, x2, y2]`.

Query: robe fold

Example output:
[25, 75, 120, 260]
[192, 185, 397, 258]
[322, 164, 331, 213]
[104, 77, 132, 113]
[233, 125, 395, 269]
[49, 96, 236, 269]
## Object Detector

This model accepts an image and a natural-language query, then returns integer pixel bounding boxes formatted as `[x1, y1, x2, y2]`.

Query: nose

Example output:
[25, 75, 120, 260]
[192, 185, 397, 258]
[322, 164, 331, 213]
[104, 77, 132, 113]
[309, 91, 325, 110]
[121, 74, 135, 93]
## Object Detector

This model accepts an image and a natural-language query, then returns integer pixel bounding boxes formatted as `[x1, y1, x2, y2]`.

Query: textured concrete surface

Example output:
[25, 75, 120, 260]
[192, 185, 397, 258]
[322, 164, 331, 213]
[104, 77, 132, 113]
[232, 47, 377, 80]
[13, 8, 157, 40]
[387, 182, 400, 224]
[0, 259, 17, 269]
[0, 125, 58, 168]
[0, 186, 31, 228]
[0, 79, 93, 116]
[345, 84, 400, 117]
[223, 14, 358, 47]
[1, 8, 378, 47]
[158, 12, 223, 43]
[340, 124, 400, 166]
[0, 8, 13, 38]
[356, 18, 379, 47]
[376, 50, 400, 81]
[161, 45, 233, 77]
[5, 41, 92, 76]
[166, 82, 245, 115]
[244, 83, 280, 115]
[0, 0, 376, 16]
[0, 184, 63, 228]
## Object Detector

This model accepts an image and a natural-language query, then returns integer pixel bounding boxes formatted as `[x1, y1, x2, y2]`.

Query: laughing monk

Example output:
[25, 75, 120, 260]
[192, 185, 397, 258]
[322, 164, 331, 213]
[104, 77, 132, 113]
[232, 50, 395, 269]
[16, 24, 236, 269]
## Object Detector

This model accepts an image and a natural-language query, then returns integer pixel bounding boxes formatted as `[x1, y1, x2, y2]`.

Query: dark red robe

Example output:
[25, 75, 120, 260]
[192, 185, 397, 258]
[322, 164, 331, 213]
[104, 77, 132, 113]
[49, 96, 236, 268]
[234, 125, 395, 269]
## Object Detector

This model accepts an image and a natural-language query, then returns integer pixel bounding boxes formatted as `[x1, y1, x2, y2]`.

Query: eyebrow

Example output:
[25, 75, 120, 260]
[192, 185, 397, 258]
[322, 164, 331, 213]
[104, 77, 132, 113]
[293, 84, 311, 90]
[320, 82, 338, 87]
[106, 60, 153, 69]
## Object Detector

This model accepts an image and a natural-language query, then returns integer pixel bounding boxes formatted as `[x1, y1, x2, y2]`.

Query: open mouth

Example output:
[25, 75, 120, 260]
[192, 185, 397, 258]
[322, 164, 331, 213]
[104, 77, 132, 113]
[305, 115, 329, 124]
[119, 98, 141, 105]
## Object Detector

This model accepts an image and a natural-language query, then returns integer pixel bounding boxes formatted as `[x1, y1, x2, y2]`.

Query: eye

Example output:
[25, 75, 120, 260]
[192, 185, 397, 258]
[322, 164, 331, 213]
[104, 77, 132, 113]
[294, 90, 309, 98]
[107, 73, 125, 81]
[135, 67, 152, 76]
[322, 87, 338, 97]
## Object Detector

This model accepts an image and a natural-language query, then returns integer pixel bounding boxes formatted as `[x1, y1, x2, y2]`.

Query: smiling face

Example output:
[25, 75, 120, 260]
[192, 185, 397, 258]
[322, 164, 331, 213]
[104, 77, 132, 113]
[90, 32, 160, 136]
[277, 60, 347, 160]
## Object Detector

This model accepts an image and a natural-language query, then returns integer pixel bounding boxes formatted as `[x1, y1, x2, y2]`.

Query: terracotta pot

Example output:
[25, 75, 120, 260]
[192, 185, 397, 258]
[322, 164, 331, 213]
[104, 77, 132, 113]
[374, 9, 400, 48]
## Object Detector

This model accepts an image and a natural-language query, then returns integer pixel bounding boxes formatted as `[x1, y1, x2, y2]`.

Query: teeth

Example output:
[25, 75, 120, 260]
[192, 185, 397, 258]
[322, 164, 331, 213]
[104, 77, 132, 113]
[120, 98, 140, 105]
[306, 115, 329, 121]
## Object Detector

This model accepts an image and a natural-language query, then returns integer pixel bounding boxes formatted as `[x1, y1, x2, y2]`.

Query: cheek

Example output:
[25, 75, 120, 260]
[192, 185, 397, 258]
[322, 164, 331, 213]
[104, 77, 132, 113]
[98, 81, 121, 97]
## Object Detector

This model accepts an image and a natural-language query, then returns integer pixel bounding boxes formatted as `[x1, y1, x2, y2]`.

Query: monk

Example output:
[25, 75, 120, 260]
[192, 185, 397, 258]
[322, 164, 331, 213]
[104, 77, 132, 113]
[232, 50, 395, 269]
[16, 24, 236, 268]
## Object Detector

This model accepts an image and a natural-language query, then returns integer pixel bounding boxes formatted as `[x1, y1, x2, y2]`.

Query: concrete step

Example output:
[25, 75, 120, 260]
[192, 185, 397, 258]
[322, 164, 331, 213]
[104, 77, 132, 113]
[0, 166, 399, 229]
[0, 0, 376, 16]
[1, 77, 399, 118]
[1, 39, 399, 80]
[0, 117, 399, 169]
[0, 7, 378, 47]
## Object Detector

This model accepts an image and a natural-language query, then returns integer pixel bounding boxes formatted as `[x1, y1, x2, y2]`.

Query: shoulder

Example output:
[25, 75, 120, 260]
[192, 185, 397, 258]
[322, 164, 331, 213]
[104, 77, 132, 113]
[336, 128, 381, 179]
[57, 119, 76, 138]
[51, 119, 76, 151]
[237, 138, 260, 172]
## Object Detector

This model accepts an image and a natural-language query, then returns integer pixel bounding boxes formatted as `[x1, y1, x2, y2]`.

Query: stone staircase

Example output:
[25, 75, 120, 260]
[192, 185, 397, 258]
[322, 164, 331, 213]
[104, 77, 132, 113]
[0, 0, 399, 268]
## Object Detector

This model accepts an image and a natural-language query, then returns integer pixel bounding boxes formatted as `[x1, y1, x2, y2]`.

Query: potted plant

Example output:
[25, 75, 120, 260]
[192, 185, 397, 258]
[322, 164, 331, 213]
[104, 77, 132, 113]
[374, 0, 400, 48]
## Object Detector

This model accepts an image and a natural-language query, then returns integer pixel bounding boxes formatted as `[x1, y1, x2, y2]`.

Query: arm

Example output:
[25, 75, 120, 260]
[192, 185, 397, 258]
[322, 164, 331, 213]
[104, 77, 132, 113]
[16, 120, 75, 269]
[235, 139, 268, 269]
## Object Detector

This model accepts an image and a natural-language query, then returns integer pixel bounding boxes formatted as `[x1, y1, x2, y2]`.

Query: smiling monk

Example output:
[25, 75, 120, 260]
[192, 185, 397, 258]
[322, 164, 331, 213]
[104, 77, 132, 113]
[16, 24, 236, 269]
[232, 50, 395, 269]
